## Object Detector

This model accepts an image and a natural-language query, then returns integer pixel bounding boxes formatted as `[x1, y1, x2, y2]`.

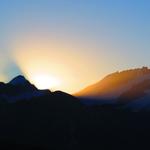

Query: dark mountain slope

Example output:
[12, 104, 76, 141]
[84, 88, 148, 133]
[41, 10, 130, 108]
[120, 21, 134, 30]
[0, 87, 82, 150]
[0, 75, 50, 102]
[1, 75, 150, 149]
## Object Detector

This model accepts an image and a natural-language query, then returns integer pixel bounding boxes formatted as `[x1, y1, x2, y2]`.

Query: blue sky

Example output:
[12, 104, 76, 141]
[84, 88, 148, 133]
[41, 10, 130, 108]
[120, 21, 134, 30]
[0, 0, 150, 92]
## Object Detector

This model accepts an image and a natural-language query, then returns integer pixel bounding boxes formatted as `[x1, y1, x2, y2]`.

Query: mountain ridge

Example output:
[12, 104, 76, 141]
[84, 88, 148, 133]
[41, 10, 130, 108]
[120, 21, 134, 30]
[76, 67, 150, 98]
[0, 75, 52, 102]
[9, 75, 29, 85]
[1, 71, 150, 149]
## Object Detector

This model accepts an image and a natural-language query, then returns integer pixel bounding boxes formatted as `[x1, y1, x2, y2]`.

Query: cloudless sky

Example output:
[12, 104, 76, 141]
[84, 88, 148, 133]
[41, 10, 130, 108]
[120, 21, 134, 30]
[0, 0, 150, 93]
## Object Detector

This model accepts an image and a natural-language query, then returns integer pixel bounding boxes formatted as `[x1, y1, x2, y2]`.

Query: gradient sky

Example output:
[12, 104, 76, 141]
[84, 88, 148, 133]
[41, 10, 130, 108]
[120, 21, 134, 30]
[0, 0, 150, 93]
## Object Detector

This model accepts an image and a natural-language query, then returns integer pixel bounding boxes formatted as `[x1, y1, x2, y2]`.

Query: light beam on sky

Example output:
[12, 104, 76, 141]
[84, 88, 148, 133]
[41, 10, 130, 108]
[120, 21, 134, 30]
[0, 0, 149, 93]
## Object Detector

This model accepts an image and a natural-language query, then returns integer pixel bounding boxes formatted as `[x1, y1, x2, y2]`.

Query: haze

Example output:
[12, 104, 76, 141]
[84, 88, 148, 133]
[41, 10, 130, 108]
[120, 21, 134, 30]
[0, 0, 150, 93]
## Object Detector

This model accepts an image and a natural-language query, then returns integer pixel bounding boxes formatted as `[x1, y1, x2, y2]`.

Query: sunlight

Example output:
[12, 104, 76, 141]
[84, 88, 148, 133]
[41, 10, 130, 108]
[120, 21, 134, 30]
[12, 36, 98, 93]
[32, 74, 61, 90]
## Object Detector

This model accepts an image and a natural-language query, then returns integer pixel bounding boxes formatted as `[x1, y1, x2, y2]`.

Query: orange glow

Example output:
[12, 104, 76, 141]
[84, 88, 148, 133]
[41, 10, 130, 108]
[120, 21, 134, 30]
[11, 35, 109, 94]
[12, 37, 95, 93]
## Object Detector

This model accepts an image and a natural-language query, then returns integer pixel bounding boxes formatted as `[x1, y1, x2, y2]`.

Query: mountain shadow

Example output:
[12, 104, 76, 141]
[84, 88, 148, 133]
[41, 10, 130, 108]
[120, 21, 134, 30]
[1, 74, 150, 149]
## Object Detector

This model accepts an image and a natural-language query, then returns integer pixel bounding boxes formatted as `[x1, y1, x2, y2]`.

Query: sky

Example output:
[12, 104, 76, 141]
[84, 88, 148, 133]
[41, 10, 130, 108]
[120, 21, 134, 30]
[0, 0, 150, 93]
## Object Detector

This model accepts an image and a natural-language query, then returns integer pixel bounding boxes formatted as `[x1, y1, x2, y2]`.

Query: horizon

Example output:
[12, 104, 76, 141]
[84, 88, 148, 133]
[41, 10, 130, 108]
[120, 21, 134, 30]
[1, 1, 150, 150]
[0, 66, 149, 95]
[0, 0, 150, 93]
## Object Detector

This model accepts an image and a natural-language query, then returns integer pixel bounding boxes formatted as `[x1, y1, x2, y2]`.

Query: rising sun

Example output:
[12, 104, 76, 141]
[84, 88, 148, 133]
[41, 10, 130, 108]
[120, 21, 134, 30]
[32, 74, 61, 90]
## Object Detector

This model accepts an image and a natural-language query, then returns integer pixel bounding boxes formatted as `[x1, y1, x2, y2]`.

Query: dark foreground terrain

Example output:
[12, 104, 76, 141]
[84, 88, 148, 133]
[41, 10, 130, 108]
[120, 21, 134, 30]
[0, 94, 150, 150]
[0, 75, 150, 150]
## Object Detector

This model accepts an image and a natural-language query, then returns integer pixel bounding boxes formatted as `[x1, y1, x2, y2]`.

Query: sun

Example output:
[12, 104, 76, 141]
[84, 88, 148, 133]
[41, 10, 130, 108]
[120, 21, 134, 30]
[32, 74, 61, 90]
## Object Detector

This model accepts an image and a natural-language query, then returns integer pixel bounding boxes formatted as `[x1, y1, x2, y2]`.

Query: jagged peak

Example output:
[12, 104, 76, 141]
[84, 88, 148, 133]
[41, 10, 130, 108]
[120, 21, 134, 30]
[9, 75, 30, 85]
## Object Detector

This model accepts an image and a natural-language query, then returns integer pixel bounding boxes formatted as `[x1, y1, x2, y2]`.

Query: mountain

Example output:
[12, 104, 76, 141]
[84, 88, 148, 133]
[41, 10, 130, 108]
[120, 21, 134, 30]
[0, 75, 50, 102]
[1, 75, 150, 149]
[0, 75, 81, 108]
[0, 75, 83, 150]
[0, 75, 79, 103]
[76, 67, 150, 110]
[76, 67, 150, 100]
[9, 75, 30, 86]
[118, 78, 150, 111]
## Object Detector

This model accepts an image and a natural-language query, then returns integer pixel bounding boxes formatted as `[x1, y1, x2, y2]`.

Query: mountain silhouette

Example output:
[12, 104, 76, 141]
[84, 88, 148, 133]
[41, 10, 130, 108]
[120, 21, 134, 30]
[9, 75, 30, 85]
[0, 75, 50, 102]
[0, 75, 83, 150]
[1, 74, 150, 149]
